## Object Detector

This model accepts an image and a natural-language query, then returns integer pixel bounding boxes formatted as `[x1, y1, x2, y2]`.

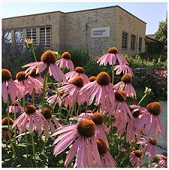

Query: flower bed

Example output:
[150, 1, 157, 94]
[2, 43, 167, 168]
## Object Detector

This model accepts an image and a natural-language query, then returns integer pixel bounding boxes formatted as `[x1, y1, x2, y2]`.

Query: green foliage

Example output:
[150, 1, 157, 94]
[67, 48, 90, 67]
[155, 17, 167, 45]
[123, 54, 167, 68]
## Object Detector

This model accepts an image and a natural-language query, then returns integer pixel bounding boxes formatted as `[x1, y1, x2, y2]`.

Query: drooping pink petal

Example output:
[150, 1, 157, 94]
[32, 114, 43, 136]
[64, 138, 80, 167]
[2, 82, 8, 103]
[20, 115, 29, 133]
[53, 130, 76, 145]
[90, 136, 101, 166]
[44, 123, 49, 139]
[52, 124, 77, 136]
[53, 131, 78, 156]
[29, 115, 33, 133]
[52, 117, 61, 128]
[157, 117, 165, 137]
[49, 120, 56, 133]
[76, 138, 84, 167]
[12, 113, 25, 129]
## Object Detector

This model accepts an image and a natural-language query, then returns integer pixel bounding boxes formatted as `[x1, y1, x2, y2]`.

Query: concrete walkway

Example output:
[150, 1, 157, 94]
[156, 100, 167, 155]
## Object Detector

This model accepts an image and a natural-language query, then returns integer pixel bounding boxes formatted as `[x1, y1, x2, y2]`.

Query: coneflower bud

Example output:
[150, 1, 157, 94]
[91, 112, 104, 124]
[134, 150, 142, 158]
[89, 76, 96, 82]
[2, 69, 12, 82]
[146, 102, 162, 116]
[41, 50, 56, 64]
[77, 119, 95, 138]
[75, 67, 84, 73]
[2, 117, 14, 125]
[107, 47, 118, 54]
[96, 72, 110, 86]
[30, 68, 40, 77]
[96, 138, 108, 155]
[16, 71, 27, 81]
[24, 105, 36, 115]
[149, 137, 157, 145]
[71, 76, 84, 88]
[61, 52, 71, 59]
[121, 73, 132, 84]
[115, 90, 126, 101]
[41, 108, 52, 120]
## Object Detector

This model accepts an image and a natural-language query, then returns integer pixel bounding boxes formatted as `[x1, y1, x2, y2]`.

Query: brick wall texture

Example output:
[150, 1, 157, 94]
[2, 6, 146, 56]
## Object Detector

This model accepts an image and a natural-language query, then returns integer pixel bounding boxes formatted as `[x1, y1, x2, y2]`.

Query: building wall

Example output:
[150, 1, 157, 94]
[64, 7, 117, 54]
[2, 12, 63, 49]
[2, 6, 146, 56]
[115, 7, 146, 56]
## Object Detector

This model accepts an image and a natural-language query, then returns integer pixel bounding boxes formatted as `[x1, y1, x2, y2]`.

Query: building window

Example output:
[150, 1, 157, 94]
[139, 37, 142, 51]
[130, 34, 136, 50]
[3, 30, 12, 43]
[122, 32, 128, 49]
[27, 28, 36, 45]
[14, 29, 23, 43]
[40, 27, 51, 48]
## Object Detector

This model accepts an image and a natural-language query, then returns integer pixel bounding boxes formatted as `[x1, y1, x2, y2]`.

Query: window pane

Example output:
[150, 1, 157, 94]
[15, 29, 23, 43]
[4, 31, 12, 43]
[122, 32, 128, 49]
[26, 28, 36, 45]
[130, 34, 136, 50]
[139, 37, 142, 51]
[40, 27, 51, 48]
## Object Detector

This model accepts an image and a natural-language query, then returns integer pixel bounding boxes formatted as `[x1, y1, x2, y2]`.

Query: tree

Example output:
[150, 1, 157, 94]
[155, 16, 167, 46]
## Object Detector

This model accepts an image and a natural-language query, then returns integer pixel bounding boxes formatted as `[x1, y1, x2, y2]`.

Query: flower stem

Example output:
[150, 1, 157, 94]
[41, 67, 49, 110]
[112, 64, 114, 84]
[31, 133, 37, 167]
[137, 93, 147, 106]
[30, 46, 37, 62]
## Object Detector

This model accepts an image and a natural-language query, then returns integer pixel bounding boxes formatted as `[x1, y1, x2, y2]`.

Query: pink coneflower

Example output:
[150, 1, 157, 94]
[29, 68, 44, 84]
[69, 111, 109, 145]
[129, 149, 144, 167]
[65, 66, 89, 84]
[97, 47, 128, 66]
[113, 90, 133, 123]
[2, 117, 14, 126]
[89, 76, 97, 82]
[15, 71, 43, 95]
[69, 110, 93, 121]
[57, 76, 84, 104]
[137, 136, 157, 157]
[114, 64, 134, 76]
[125, 105, 143, 143]
[91, 112, 109, 145]
[52, 119, 101, 167]
[9, 102, 23, 114]
[22, 50, 65, 83]
[114, 73, 136, 99]
[12, 105, 45, 136]
[2, 69, 25, 103]
[96, 138, 116, 167]
[41, 108, 61, 139]
[2, 117, 14, 142]
[79, 72, 115, 110]
[138, 102, 165, 137]
[56, 52, 74, 71]
[47, 91, 72, 108]
[152, 154, 167, 168]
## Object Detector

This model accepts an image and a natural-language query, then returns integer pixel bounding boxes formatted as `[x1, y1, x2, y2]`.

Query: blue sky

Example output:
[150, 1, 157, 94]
[1, 1, 167, 34]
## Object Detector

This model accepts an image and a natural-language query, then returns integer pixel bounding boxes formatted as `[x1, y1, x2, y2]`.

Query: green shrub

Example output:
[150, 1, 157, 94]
[67, 48, 90, 67]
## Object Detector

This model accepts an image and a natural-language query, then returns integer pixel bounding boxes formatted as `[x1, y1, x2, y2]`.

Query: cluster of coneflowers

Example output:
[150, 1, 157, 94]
[1, 39, 167, 168]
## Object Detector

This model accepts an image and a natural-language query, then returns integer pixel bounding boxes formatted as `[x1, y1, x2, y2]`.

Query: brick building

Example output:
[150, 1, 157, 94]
[2, 5, 146, 55]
